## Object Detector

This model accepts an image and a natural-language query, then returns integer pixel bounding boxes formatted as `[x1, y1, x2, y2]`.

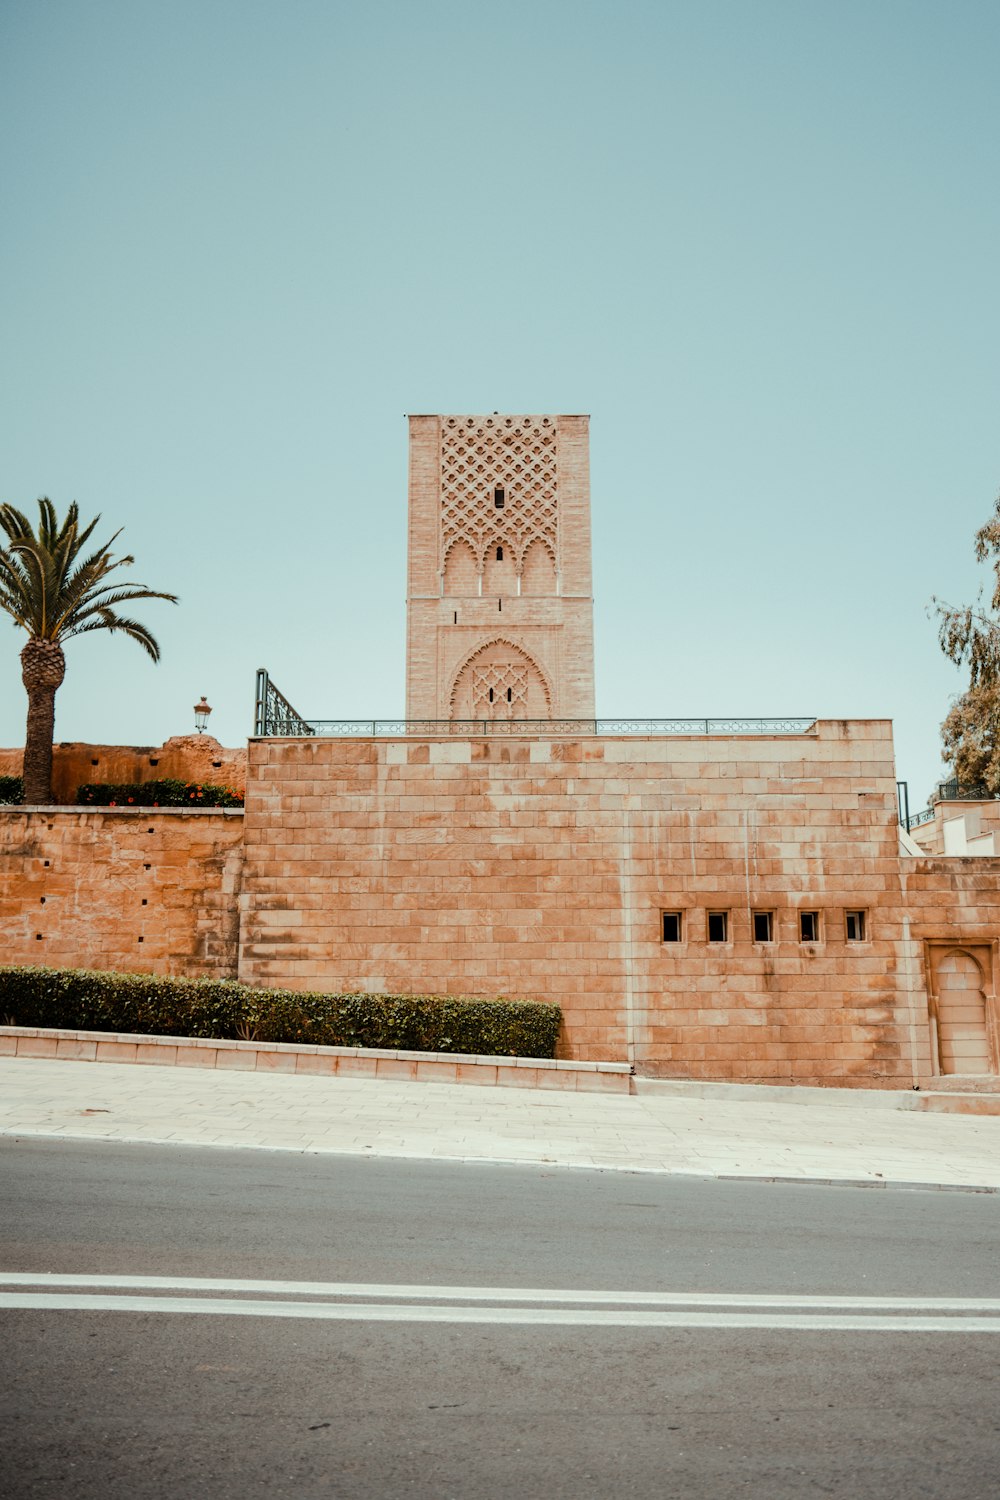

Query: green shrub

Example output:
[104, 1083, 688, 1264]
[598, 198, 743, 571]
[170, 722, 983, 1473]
[0, 775, 23, 805]
[75, 778, 243, 809]
[0, 965, 561, 1059]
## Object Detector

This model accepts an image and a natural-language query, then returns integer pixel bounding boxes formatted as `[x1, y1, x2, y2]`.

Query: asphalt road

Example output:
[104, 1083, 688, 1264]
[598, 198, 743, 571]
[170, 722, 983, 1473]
[2, 1139, 999, 1498]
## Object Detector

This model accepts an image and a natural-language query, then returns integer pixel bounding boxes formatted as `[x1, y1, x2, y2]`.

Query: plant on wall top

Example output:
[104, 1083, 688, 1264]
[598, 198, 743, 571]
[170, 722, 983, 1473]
[0, 499, 178, 806]
[933, 490, 1000, 794]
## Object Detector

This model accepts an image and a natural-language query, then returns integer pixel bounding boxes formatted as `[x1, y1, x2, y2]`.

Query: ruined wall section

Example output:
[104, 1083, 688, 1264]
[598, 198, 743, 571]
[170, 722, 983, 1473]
[238, 720, 932, 1085]
[0, 809, 244, 978]
[0, 736, 246, 806]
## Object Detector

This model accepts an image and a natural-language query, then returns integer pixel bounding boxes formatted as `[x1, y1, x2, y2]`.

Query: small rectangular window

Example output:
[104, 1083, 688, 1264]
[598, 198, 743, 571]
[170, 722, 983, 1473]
[494, 486, 505, 508]
[752, 910, 773, 943]
[707, 910, 729, 943]
[661, 911, 683, 943]
[799, 911, 819, 943]
[845, 910, 867, 942]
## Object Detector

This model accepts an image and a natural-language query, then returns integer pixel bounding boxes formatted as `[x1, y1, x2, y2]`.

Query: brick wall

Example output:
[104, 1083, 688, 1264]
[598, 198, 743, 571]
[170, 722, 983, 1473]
[0, 809, 244, 977]
[405, 415, 595, 719]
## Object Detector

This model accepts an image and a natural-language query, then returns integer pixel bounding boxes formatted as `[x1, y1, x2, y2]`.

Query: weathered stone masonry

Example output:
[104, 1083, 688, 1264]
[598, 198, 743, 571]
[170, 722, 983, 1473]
[2, 727, 998, 1085]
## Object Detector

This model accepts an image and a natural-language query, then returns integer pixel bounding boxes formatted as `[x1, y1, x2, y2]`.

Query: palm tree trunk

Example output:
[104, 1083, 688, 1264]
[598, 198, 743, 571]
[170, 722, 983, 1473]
[22, 686, 58, 804]
[20, 638, 66, 805]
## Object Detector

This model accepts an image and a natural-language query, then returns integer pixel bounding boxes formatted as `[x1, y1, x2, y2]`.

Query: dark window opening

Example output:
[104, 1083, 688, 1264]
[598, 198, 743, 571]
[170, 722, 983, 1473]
[662, 911, 683, 943]
[496, 546, 503, 561]
[752, 911, 773, 943]
[799, 911, 819, 942]
[498, 598, 502, 612]
[141, 898, 148, 906]
[507, 688, 512, 701]
[494, 486, 505, 508]
[846, 910, 867, 942]
[708, 910, 729, 943]
[453, 611, 457, 624]
[39, 896, 45, 905]
[488, 688, 494, 703]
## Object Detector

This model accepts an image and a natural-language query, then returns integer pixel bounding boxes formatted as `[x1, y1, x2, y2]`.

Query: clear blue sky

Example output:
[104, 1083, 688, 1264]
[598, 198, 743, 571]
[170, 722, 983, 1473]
[2, 0, 998, 806]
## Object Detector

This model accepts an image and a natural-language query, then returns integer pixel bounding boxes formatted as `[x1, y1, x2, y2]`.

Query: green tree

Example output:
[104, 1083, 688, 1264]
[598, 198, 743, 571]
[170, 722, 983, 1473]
[933, 491, 1000, 793]
[0, 499, 177, 805]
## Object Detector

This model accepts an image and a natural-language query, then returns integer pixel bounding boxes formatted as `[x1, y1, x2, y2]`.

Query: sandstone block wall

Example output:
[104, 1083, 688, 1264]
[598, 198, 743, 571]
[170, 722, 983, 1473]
[237, 719, 937, 1085]
[0, 809, 244, 977]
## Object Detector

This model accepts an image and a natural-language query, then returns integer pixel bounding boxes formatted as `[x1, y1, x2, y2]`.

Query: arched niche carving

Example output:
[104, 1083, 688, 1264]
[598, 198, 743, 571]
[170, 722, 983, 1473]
[521, 537, 557, 595]
[449, 636, 552, 721]
[930, 946, 992, 1075]
[442, 539, 479, 596]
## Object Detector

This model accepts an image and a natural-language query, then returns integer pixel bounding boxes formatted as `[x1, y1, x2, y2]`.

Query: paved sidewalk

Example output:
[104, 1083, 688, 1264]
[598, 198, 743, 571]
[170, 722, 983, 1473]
[2, 1057, 1000, 1190]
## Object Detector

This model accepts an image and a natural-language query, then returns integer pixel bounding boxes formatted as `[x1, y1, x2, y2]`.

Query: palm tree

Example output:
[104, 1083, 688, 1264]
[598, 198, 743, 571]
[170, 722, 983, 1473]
[0, 498, 178, 805]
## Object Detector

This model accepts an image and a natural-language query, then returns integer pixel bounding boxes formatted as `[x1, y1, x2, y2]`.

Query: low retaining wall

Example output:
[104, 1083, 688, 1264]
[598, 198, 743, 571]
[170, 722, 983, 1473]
[0, 1026, 632, 1095]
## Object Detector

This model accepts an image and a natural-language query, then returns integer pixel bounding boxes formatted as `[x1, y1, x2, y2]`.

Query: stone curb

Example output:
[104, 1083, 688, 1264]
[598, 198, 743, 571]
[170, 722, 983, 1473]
[0, 1026, 633, 1095]
[3, 1128, 996, 1195]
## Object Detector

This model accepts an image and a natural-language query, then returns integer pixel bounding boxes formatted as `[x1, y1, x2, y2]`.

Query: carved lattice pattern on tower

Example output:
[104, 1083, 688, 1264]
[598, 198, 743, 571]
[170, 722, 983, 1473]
[472, 662, 528, 719]
[441, 415, 557, 577]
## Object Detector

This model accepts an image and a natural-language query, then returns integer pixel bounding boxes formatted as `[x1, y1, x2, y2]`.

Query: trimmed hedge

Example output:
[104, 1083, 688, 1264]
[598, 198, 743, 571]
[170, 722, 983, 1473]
[0, 965, 561, 1059]
[0, 775, 23, 805]
[75, 778, 244, 808]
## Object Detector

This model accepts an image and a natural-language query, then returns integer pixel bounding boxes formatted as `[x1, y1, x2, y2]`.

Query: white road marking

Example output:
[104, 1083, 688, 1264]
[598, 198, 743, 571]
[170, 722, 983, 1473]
[0, 1276, 998, 1329]
[1, 1273, 999, 1312]
[2, 1292, 1000, 1330]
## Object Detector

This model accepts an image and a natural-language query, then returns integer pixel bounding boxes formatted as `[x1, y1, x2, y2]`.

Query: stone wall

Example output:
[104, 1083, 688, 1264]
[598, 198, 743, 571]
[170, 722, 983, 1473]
[236, 719, 936, 1086]
[0, 809, 244, 977]
[0, 736, 246, 806]
[4, 720, 1000, 1088]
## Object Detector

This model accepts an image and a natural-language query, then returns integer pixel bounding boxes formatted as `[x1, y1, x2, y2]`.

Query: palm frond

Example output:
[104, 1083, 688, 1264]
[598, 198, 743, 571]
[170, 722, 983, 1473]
[0, 498, 176, 655]
[67, 612, 163, 661]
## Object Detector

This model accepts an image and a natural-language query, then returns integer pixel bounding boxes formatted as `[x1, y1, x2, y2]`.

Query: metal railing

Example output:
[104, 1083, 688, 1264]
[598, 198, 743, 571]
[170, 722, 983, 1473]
[908, 806, 937, 829]
[935, 777, 996, 803]
[254, 669, 314, 738]
[253, 707, 818, 739]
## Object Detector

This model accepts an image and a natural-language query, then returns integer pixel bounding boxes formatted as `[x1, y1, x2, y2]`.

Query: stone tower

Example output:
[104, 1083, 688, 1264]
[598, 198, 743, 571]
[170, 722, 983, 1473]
[405, 414, 595, 721]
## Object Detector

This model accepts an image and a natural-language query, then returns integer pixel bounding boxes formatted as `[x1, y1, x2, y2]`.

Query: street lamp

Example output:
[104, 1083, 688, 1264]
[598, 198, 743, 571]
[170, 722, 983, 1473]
[194, 696, 213, 734]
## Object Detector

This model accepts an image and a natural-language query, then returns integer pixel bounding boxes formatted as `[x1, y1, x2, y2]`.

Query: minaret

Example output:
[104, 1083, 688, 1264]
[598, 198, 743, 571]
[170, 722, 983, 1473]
[405, 414, 595, 721]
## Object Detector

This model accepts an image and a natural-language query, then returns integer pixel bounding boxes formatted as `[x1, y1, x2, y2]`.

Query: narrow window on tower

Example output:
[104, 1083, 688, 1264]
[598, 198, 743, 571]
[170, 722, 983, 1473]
[507, 687, 512, 701]
[489, 688, 494, 703]
[494, 486, 505, 508]
[496, 546, 503, 560]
